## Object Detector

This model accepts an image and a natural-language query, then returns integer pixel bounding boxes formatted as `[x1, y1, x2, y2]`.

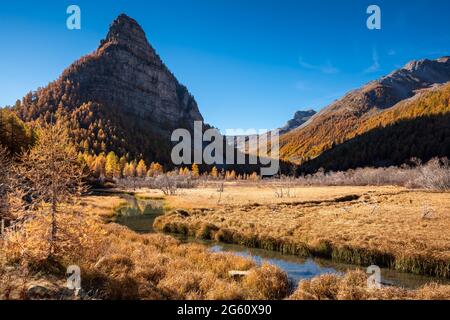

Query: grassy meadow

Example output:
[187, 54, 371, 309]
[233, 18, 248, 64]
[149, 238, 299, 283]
[2, 180, 450, 300]
[154, 183, 450, 278]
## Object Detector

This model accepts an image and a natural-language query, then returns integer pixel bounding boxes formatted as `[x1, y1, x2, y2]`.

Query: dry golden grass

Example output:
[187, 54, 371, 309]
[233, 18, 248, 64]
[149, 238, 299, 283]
[155, 184, 450, 278]
[0, 194, 290, 300]
[289, 270, 450, 300]
[162, 184, 401, 209]
[78, 195, 127, 219]
[3, 191, 449, 300]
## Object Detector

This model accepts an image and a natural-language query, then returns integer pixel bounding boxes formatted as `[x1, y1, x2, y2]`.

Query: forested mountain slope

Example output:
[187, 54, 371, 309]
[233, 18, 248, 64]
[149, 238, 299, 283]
[280, 57, 450, 164]
[299, 83, 450, 172]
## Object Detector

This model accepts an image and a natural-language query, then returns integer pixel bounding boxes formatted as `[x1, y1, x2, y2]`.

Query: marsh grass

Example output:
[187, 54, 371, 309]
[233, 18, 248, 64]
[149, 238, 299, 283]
[0, 195, 292, 300]
[156, 218, 450, 278]
[289, 270, 450, 300]
[154, 188, 450, 278]
[2, 192, 449, 300]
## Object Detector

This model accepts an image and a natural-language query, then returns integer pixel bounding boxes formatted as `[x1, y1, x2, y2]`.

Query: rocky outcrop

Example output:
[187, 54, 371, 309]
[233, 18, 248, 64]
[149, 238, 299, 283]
[15, 14, 204, 163]
[279, 110, 316, 134]
[63, 13, 203, 133]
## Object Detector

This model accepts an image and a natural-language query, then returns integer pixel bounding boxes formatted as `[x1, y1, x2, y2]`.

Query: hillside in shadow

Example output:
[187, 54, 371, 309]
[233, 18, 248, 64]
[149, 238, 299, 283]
[299, 112, 450, 173]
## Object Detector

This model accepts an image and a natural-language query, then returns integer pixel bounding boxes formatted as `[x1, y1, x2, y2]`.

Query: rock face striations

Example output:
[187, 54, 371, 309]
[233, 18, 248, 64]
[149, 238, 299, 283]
[79, 14, 203, 129]
[14, 14, 203, 163]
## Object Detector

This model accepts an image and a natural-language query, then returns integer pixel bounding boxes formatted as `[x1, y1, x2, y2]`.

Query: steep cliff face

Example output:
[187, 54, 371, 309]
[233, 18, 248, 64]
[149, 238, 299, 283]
[14, 14, 203, 163]
[279, 56, 450, 163]
[64, 14, 203, 131]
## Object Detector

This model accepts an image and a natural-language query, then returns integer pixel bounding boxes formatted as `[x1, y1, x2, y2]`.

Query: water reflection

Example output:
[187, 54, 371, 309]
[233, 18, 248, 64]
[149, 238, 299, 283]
[115, 195, 164, 233]
[211, 244, 340, 282]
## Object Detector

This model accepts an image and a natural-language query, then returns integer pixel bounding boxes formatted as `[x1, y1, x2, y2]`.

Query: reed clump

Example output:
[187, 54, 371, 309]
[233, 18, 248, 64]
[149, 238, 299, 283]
[288, 270, 450, 300]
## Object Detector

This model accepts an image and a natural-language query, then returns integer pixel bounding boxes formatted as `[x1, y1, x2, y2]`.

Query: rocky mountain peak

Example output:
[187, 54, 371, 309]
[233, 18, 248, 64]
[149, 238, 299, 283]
[368, 56, 450, 105]
[105, 14, 145, 44]
[278, 55, 450, 164]
[280, 109, 316, 134]
[293, 109, 316, 120]
[403, 59, 429, 72]
[100, 13, 159, 63]
[76, 13, 203, 128]
[16, 14, 204, 163]
[391, 56, 449, 81]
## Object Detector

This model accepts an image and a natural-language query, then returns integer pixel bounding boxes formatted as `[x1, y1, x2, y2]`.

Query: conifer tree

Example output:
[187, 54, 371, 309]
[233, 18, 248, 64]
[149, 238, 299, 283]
[210, 166, 218, 178]
[105, 151, 120, 179]
[192, 163, 200, 177]
[147, 162, 163, 177]
[14, 122, 87, 258]
[123, 161, 136, 178]
[226, 170, 236, 180]
[136, 159, 147, 178]
[82, 140, 90, 152]
[119, 156, 127, 177]
[92, 153, 106, 178]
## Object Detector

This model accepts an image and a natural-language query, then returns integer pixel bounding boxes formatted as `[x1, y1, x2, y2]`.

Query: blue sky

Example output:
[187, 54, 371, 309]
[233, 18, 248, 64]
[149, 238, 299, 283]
[0, 0, 449, 131]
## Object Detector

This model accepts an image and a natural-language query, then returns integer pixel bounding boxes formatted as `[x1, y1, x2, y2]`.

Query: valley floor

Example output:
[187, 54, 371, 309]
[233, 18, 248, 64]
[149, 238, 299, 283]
[2, 183, 449, 300]
[153, 183, 450, 279]
[1, 195, 289, 300]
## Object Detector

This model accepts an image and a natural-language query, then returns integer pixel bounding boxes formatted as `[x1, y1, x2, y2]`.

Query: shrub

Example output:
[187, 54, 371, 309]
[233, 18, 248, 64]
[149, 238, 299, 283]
[94, 254, 135, 277]
[409, 158, 450, 191]
[289, 270, 450, 300]
[242, 263, 290, 300]
[291, 274, 340, 300]
[273, 157, 450, 191]
[195, 223, 219, 240]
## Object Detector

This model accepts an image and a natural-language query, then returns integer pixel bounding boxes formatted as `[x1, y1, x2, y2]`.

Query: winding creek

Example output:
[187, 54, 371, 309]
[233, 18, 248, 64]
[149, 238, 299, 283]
[112, 193, 449, 289]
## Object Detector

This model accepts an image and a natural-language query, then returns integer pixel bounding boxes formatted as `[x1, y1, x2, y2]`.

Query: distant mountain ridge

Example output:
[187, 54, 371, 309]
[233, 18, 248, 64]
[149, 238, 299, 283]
[279, 109, 316, 135]
[299, 82, 450, 172]
[14, 14, 203, 163]
[279, 56, 450, 165]
[230, 109, 315, 154]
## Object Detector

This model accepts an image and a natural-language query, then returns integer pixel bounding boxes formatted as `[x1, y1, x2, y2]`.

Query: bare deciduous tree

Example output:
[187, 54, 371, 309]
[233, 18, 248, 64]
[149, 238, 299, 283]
[154, 175, 178, 195]
[414, 158, 450, 191]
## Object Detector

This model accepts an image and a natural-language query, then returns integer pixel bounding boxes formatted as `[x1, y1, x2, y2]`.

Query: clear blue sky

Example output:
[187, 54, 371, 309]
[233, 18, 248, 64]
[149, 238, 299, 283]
[0, 0, 449, 131]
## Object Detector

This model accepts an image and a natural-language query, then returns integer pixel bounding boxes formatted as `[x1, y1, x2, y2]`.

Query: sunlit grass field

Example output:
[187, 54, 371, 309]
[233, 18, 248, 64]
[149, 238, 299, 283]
[154, 183, 450, 278]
